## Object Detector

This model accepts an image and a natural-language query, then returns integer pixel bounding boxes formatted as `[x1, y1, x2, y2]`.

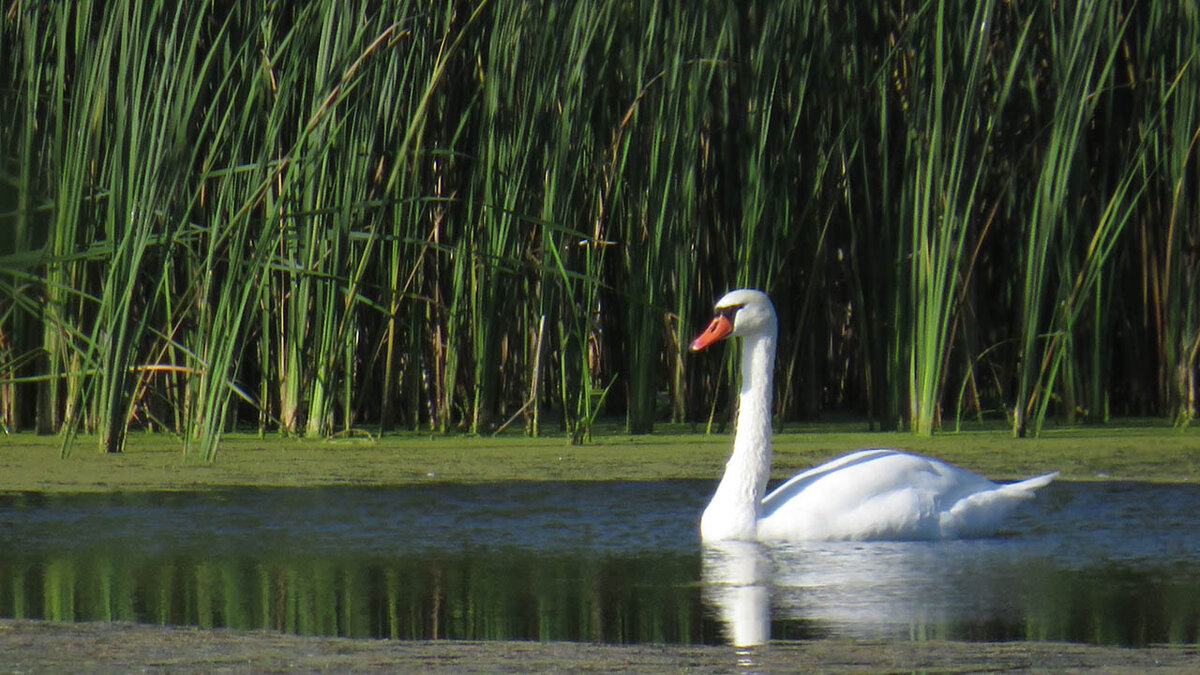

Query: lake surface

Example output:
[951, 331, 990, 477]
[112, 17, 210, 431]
[1, 481, 1197, 646]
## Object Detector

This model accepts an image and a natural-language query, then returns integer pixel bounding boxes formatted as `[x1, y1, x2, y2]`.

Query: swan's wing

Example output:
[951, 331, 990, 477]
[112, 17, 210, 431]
[759, 450, 959, 539]
[758, 450, 1032, 540]
[759, 448, 900, 513]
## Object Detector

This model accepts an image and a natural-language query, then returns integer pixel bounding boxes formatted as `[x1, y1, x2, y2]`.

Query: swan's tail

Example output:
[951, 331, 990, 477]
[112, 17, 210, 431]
[941, 471, 1058, 537]
[998, 471, 1059, 497]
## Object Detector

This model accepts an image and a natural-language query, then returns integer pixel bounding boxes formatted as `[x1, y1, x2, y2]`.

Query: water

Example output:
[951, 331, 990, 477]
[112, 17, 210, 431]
[0, 481, 1197, 646]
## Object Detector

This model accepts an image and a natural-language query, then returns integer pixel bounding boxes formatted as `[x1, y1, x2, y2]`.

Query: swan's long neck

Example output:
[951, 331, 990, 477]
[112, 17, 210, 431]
[701, 330, 775, 541]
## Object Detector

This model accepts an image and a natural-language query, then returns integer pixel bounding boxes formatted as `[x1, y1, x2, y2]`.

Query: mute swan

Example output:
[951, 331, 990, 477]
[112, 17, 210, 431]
[690, 289, 1057, 542]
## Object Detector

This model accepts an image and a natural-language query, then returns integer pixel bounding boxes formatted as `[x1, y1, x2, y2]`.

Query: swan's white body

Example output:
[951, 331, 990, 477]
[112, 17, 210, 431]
[691, 289, 1057, 542]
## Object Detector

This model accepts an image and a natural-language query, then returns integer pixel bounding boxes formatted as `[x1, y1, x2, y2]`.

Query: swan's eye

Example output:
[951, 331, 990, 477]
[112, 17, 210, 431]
[716, 305, 742, 321]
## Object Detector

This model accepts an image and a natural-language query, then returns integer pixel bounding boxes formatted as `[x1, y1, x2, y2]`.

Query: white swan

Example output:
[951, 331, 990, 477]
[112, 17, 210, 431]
[690, 289, 1058, 542]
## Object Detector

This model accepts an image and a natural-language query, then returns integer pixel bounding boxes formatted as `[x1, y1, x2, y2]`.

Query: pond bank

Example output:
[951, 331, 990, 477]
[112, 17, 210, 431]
[1, 619, 1198, 673]
[1, 424, 1196, 492]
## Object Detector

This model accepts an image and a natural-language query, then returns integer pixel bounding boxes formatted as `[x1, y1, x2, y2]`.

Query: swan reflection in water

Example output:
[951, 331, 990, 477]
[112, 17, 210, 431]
[701, 541, 772, 648]
[702, 537, 1041, 647]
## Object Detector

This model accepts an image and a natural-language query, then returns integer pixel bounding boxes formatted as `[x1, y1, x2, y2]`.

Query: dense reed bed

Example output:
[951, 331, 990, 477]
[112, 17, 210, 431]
[1, 1, 1197, 457]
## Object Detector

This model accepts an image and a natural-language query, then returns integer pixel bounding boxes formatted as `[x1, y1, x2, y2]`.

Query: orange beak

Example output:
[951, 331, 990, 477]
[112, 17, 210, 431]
[690, 314, 733, 351]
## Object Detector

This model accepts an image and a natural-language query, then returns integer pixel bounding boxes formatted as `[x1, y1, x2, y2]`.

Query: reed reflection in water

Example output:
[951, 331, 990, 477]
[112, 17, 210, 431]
[1, 481, 1197, 646]
[3, 550, 709, 642]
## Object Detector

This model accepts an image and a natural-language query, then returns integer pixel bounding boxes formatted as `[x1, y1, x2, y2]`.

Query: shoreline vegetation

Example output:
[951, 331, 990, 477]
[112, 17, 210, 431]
[1, 423, 1195, 493]
[2, 2, 1198, 461]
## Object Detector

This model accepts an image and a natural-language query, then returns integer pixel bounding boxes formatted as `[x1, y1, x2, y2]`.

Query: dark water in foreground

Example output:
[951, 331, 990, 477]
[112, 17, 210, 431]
[0, 481, 1197, 646]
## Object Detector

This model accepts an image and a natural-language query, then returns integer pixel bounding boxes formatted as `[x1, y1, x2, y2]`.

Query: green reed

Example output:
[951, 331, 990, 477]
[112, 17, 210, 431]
[1012, 1, 1131, 437]
[1136, 4, 1200, 429]
[902, 0, 1031, 435]
[1, 1, 1197, 456]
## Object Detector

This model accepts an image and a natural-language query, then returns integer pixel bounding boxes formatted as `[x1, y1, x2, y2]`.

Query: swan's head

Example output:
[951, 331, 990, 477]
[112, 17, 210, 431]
[690, 289, 777, 351]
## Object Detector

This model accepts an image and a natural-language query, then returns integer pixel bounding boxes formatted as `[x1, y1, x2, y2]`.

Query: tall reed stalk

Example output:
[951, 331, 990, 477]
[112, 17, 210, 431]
[1012, 0, 1131, 437]
[901, 0, 1032, 435]
[1136, 4, 1200, 428]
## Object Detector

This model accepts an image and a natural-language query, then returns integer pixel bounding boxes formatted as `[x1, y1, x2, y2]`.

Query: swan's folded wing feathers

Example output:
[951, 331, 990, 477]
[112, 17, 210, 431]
[938, 471, 1060, 537]
[760, 448, 900, 515]
[758, 451, 1058, 541]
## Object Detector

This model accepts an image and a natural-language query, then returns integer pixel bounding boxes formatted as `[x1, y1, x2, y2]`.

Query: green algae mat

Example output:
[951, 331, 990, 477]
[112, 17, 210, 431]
[1, 423, 1195, 492]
